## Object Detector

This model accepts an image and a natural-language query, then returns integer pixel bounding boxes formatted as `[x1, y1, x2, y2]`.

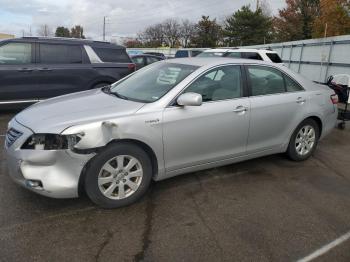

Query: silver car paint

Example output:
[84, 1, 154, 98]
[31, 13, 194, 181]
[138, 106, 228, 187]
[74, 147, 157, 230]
[4, 58, 338, 198]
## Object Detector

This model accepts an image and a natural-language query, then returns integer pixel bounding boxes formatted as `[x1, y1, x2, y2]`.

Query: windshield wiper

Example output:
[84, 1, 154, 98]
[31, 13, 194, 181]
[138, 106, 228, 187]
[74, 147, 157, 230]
[111, 91, 130, 100]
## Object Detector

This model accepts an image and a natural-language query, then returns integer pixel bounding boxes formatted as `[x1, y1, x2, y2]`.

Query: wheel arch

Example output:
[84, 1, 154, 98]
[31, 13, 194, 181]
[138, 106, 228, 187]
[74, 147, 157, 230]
[305, 116, 323, 138]
[78, 138, 158, 196]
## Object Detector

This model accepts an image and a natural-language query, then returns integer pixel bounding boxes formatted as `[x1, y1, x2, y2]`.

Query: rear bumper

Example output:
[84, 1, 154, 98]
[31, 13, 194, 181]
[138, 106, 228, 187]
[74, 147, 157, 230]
[4, 119, 94, 199]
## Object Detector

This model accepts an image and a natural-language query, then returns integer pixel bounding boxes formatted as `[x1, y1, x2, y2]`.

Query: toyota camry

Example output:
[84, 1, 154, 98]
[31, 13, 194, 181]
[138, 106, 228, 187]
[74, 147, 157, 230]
[4, 58, 338, 208]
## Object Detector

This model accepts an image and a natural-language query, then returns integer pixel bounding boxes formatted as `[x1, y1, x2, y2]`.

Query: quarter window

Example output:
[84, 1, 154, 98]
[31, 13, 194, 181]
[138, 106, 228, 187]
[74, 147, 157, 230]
[0, 43, 32, 64]
[247, 66, 285, 96]
[185, 65, 242, 102]
[93, 48, 131, 63]
[285, 74, 303, 92]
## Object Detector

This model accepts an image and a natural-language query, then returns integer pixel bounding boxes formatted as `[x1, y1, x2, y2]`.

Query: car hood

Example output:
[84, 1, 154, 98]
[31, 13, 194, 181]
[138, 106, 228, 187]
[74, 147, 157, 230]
[15, 89, 145, 133]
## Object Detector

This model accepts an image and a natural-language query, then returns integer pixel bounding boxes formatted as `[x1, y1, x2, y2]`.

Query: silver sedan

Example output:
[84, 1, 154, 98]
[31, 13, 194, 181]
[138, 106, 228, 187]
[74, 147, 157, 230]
[4, 58, 338, 208]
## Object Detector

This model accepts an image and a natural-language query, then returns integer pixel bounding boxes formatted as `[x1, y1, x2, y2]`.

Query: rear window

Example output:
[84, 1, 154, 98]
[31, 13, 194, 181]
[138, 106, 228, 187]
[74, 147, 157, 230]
[93, 47, 131, 63]
[175, 50, 189, 58]
[39, 44, 82, 64]
[242, 52, 263, 60]
[266, 53, 283, 63]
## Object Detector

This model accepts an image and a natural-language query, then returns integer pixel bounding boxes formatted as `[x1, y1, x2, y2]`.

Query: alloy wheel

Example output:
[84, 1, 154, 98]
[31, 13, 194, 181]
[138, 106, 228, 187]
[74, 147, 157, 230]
[98, 155, 143, 200]
[295, 125, 316, 156]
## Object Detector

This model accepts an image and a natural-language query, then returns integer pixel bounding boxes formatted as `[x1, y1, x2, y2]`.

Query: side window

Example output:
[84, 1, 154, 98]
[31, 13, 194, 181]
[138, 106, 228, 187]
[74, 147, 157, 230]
[40, 44, 82, 64]
[284, 74, 303, 92]
[247, 66, 285, 96]
[146, 56, 160, 64]
[175, 50, 188, 58]
[184, 65, 242, 102]
[242, 52, 263, 60]
[132, 56, 144, 67]
[93, 48, 131, 63]
[0, 43, 32, 64]
[225, 52, 242, 58]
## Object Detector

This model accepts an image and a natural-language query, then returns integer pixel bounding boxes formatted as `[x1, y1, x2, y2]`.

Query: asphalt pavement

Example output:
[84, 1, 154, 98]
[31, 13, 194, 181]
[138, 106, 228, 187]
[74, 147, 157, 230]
[0, 112, 350, 262]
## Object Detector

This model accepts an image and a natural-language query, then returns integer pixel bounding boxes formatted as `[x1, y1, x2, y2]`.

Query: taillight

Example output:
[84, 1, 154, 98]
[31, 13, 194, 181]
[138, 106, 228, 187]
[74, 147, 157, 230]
[330, 94, 339, 104]
[128, 63, 136, 72]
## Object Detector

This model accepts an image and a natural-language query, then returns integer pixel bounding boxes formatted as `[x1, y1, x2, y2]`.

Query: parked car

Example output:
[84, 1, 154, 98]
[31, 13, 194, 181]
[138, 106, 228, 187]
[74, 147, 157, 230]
[144, 52, 166, 59]
[131, 54, 164, 70]
[0, 37, 135, 108]
[197, 48, 283, 63]
[175, 49, 203, 58]
[5, 58, 337, 208]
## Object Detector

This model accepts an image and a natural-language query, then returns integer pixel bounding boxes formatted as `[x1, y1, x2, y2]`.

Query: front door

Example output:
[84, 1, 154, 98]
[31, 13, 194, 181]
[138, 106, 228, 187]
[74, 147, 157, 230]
[162, 65, 250, 172]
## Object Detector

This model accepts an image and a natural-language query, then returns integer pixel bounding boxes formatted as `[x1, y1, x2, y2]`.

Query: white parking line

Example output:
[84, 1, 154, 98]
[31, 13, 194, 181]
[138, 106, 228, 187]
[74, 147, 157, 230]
[297, 231, 350, 262]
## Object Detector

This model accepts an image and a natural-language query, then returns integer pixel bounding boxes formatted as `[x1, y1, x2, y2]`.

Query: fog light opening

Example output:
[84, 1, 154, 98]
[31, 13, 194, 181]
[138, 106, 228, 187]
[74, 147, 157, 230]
[25, 180, 43, 189]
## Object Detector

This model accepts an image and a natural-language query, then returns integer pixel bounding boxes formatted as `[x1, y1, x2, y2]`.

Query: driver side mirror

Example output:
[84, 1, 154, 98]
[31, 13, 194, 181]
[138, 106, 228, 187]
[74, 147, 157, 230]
[177, 92, 202, 107]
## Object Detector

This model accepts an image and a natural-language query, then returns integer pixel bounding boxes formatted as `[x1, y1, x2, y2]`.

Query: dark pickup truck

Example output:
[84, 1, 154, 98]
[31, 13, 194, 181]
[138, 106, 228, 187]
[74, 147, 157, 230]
[0, 37, 135, 108]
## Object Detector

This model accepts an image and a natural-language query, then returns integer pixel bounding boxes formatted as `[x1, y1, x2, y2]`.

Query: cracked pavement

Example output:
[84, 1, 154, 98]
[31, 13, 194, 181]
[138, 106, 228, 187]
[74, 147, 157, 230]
[0, 112, 350, 261]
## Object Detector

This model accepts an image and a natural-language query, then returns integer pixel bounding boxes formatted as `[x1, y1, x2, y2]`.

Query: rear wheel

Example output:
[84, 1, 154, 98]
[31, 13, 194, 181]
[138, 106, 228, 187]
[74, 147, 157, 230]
[287, 119, 319, 161]
[85, 143, 152, 208]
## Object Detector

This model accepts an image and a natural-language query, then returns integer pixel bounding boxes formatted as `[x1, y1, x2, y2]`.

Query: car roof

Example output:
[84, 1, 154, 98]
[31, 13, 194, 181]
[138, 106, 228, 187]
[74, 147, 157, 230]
[2, 37, 125, 49]
[165, 57, 274, 67]
[203, 48, 277, 54]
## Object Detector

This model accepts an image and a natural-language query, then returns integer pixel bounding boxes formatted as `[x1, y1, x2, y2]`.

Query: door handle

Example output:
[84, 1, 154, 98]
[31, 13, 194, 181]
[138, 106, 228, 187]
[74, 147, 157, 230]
[17, 68, 33, 72]
[233, 105, 248, 113]
[296, 97, 306, 104]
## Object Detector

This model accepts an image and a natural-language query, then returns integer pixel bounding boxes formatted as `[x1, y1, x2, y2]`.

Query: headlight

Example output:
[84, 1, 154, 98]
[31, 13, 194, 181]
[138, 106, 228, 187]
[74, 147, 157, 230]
[21, 134, 82, 150]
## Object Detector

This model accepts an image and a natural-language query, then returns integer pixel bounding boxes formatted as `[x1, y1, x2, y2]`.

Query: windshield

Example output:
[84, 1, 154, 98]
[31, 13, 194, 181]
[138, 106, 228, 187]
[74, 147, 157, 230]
[197, 51, 225, 57]
[110, 62, 198, 103]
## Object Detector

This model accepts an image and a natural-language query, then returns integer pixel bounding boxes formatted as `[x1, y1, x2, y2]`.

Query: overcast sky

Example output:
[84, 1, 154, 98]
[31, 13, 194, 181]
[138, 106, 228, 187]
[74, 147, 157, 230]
[0, 0, 286, 42]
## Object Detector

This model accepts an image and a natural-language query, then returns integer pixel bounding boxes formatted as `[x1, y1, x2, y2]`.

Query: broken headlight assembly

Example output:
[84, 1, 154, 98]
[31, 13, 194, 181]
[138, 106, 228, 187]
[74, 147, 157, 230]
[21, 133, 83, 150]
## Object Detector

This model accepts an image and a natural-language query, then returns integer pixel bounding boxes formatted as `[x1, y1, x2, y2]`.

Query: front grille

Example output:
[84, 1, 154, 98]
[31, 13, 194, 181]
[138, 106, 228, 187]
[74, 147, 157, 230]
[5, 128, 23, 148]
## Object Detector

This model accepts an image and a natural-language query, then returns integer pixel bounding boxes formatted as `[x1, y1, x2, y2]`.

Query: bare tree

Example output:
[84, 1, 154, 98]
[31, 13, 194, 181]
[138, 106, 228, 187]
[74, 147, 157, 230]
[162, 18, 181, 47]
[180, 19, 196, 47]
[139, 23, 164, 47]
[37, 24, 53, 37]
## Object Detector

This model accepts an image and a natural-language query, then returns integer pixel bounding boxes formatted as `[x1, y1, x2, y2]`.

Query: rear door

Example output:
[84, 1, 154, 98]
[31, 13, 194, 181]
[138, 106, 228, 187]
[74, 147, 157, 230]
[245, 65, 306, 153]
[35, 43, 93, 98]
[0, 41, 37, 102]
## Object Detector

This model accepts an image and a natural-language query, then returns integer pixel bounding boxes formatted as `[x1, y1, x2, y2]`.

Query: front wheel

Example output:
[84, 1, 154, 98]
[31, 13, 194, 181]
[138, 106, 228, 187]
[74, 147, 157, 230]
[287, 119, 320, 161]
[84, 143, 153, 208]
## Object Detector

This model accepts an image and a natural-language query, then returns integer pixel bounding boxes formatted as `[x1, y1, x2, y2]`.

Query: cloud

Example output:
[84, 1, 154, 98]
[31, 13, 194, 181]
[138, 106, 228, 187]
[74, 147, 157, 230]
[0, 0, 286, 41]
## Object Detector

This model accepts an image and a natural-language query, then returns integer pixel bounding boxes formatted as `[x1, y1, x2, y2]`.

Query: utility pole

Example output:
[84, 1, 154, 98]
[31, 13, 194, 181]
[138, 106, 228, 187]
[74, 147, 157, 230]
[256, 0, 260, 10]
[103, 16, 106, 41]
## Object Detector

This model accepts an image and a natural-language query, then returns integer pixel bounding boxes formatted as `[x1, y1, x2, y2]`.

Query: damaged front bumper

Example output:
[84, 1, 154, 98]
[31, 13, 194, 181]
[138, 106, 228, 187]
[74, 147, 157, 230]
[4, 119, 94, 198]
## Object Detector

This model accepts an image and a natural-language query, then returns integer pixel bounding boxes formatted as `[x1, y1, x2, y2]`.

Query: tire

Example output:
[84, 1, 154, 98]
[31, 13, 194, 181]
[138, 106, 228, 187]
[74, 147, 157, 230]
[92, 82, 111, 89]
[287, 119, 320, 161]
[84, 142, 153, 208]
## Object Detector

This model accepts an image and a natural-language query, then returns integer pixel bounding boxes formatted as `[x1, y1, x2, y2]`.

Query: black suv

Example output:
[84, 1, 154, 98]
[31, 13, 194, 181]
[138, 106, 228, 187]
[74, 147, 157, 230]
[0, 37, 135, 107]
